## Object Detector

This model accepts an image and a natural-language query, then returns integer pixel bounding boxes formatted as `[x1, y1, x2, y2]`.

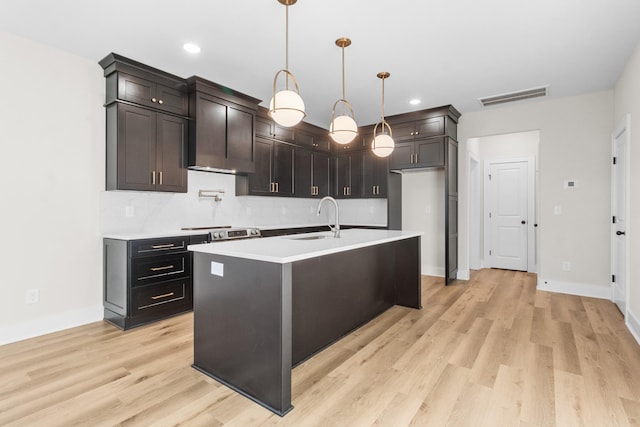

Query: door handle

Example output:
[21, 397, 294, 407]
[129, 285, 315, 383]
[521, 220, 526, 225]
[616, 231, 626, 236]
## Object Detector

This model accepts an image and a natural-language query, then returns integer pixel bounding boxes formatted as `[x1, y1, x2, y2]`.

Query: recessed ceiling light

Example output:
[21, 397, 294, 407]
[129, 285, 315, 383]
[183, 43, 201, 54]
[409, 99, 421, 105]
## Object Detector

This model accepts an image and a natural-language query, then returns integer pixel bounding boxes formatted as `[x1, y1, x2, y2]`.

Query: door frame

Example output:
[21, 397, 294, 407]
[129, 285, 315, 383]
[611, 114, 631, 316]
[484, 156, 536, 272]
[468, 151, 481, 270]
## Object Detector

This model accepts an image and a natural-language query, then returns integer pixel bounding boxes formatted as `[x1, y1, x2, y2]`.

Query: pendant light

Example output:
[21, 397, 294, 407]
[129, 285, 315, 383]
[268, 0, 305, 128]
[329, 37, 357, 144]
[372, 72, 395, 157]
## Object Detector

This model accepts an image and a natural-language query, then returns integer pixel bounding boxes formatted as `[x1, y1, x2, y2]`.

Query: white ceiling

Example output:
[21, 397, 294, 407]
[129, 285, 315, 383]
[2, 0, 639, 127]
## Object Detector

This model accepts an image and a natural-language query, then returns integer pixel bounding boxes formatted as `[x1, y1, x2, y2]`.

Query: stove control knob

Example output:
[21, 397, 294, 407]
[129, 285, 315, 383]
[212, 232, 219, 239]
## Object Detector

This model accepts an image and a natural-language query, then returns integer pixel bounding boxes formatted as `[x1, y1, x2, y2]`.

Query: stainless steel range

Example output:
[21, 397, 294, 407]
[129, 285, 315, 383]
[181, 226, 261, 242]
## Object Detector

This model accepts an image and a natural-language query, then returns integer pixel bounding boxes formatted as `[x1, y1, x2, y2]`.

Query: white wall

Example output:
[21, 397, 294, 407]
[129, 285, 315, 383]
[458, 91, 614, 298]
[614, 40, 640, 340]
[0, 32, 105, 344]
[101, 171, 387, 234]
[402, 170, 445, 276]
[0, 32, 387, 345]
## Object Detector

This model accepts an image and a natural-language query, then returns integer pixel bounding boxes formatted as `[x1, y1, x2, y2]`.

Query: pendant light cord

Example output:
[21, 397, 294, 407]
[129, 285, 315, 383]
[341, 46, 346, 100]
[381, 77, 385, 124]
[285, 4, 289, 90]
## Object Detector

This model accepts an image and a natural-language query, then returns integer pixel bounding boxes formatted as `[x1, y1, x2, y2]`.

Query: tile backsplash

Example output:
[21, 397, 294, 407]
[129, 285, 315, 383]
[100, 170, 387, 234]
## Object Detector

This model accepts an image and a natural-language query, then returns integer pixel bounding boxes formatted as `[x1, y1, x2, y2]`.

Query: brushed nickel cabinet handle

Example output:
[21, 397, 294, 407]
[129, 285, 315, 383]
[158, 99, 164, 105]
[150, 265, 174, 272]
[151, 97, 157, 103]
[151, 244, 175, 249]
[152, 171, 156, 185]
[159, 171, 163, 185]
[151, 292, 175, 300]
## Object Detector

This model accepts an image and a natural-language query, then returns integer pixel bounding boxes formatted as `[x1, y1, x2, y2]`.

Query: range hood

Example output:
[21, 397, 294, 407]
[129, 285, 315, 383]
[187, 76, 261, 175]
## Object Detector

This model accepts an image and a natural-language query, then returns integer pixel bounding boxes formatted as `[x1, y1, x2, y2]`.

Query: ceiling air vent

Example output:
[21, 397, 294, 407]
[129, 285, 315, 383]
[479, 86, 549, 107]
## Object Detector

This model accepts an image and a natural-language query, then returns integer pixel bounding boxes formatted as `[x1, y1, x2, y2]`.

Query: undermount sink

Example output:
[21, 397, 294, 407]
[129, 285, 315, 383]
[287, 235, 331, 241]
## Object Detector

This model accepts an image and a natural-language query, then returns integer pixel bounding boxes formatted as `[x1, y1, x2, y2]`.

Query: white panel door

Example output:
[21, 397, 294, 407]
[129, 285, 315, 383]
[612, 116, 630, 315]
[487, 161, 528, 271]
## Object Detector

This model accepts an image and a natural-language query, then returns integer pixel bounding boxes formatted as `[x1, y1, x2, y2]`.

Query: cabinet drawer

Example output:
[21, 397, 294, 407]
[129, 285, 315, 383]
[131, 252, 190, 285]
[131, 237, 188, 256]
[131, 280, 189, 315]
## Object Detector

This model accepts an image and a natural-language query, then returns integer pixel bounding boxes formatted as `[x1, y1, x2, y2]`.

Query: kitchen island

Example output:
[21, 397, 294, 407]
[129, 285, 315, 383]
[188, 229, 422, 416]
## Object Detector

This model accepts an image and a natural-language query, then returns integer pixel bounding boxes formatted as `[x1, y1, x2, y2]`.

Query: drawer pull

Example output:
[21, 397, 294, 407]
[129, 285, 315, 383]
[150, 265, 174, 272]
[151, 292, 175, 300]
[151, 244, 175, 249]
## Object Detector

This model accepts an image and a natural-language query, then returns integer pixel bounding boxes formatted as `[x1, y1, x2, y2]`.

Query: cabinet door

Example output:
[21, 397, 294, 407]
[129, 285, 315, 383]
[156, 113, 187, 193]
[416, 117, 444, 138]
[191, 94, 227, 169]
[349, 151, 363, 198]
[415, 137, 445, 167]
[117, 103, 156, 191]
[294, 148, 313, 197]
[335, 153, 362, 198]
[334, 154, 350, 198]
[363, 151, 388, 198]
[389, 121, 417, 141]
[154, 84, 188, 116]
[388, 142, 414, 170]
[313, 152, 331, 197]
[226, 105, 255, 173]
[273, 143, 294, 195]
[255, 115, 273, 138]
[118, 73, 186, 115]
[294, 129, 315, 149]
[248, 138, 273, 195]
[273, 124, 295, 144]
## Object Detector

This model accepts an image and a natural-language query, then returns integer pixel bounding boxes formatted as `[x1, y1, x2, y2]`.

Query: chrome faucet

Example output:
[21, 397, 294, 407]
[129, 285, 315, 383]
[317, 196, 340, 238]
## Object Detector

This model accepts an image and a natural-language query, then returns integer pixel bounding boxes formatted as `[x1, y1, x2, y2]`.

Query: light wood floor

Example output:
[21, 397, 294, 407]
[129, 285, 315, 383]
[2, 270, 640, 426]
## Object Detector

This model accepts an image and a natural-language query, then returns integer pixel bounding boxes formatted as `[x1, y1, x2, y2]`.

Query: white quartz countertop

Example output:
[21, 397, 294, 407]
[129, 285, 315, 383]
[188, 229, 422, 264]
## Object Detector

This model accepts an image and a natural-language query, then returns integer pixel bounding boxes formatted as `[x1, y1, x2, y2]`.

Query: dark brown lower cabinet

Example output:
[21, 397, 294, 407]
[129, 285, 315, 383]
[103, 235, 203, 330]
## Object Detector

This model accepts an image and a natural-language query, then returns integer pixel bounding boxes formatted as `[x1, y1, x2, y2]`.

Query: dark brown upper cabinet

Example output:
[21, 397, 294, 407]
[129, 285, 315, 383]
[390, 116, 444, 142]
[116, 73, 188, 116]
[187, 77, 260, 174]
[294, 148, 330, 197]
[334, 151, 363, 199]
[389, 137, 445, 170]
[100, 53, 188, 193]
[362, 151, 388, 198]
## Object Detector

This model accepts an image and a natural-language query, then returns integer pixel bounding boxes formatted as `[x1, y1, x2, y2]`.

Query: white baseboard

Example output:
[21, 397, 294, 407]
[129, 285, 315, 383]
[457, 269, 470, 280]
[536, 278, 611, 300]
[422, 264, 445, 277]
[0, 304, 103, 346]
[627, 309, 640, 346]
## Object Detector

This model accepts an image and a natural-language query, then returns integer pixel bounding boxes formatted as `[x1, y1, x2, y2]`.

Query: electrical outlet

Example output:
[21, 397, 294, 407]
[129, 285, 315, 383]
[26, 289, 39, 304]
[554, 206, 562, 215]
[425, 205, 431, 214]
[562, 261, 571, 271]
[125, 206, 134, 217]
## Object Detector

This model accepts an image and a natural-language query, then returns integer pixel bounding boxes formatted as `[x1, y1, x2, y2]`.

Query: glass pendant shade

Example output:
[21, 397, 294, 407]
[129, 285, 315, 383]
[372, 71, 394, 157]
[269, 88, 305, 127]
[329, 114, 358, 144]
[329, 37, 357, 145]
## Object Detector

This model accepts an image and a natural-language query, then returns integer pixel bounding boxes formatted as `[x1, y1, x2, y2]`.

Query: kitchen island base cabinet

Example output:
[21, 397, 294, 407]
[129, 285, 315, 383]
[191, 235, 421, 416]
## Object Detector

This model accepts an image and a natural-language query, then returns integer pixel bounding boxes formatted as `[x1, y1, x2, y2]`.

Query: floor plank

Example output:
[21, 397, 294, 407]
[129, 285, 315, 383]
[1, 269, 639, 426]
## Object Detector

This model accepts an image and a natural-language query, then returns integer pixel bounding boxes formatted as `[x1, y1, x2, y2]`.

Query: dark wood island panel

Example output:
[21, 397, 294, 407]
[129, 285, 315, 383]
[191, 236, 421, 416]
